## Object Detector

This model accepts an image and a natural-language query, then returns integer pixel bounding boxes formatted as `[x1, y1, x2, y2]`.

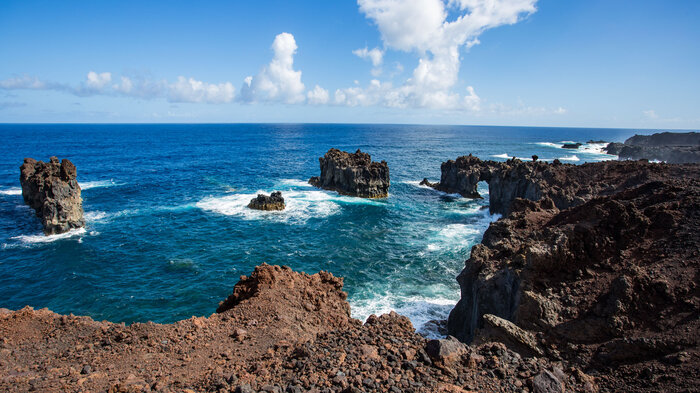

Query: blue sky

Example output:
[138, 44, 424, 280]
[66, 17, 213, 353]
[0, 0, 698, 128]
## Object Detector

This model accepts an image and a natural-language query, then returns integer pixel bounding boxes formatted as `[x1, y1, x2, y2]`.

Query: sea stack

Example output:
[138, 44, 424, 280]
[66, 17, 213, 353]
[247, 191, 285, 211]
[309, 148, 389, 198]
[19, 157, 85, 235]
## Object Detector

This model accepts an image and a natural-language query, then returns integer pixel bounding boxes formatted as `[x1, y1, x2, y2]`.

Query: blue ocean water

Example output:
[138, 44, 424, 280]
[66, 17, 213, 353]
[0, 124, 642, 335]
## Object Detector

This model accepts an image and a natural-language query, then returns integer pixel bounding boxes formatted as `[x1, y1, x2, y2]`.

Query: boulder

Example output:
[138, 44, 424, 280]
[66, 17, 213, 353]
[309, 148, 389, 198]
[247, 191, 285, 211]
[472, 314, 543, 357]
[19, 157, 85, 235]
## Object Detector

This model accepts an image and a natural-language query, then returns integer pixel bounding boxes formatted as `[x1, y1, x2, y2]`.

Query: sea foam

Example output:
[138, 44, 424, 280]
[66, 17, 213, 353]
[9, 227, 87, 245]
[0, 187, 22, 196]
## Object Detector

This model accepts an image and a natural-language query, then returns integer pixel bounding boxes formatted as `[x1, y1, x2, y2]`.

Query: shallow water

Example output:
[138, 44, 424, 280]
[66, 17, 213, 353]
[0, 124, 641, 336]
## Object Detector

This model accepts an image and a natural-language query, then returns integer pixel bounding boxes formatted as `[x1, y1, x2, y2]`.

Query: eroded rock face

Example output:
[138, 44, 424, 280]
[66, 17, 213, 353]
[445, 159, 700, 391]
[247, 191, 285, 211]
[309, 148, 389, 198]
[19, 157, 85, 235]
[604, 131, 700, 163]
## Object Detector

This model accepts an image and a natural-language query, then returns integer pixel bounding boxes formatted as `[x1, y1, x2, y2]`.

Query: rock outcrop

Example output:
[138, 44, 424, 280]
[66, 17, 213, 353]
[19, 157, 85, 235]
[0, 264, 599, 393]
[444, 158, 699, 392]
[604, 131, 700, 163]
[309, 148, 389, 198]
[247, 191, 285, 211]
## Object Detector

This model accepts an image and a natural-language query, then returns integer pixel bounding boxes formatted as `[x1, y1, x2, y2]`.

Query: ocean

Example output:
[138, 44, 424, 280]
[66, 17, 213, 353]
[0, 124, 642, 336]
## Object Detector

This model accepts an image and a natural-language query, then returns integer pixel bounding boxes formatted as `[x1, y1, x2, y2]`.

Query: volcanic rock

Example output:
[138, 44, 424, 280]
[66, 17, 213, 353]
[604, 131, 700, 163]
[309, 148, 389, 198]
[561, 143, 582, 149]
[19, 156, 85, 235]
[442, 157, 700, 392]
[247, 191, 285, 211]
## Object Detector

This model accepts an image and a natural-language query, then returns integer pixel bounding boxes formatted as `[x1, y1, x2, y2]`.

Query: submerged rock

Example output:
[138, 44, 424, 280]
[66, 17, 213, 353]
[309, 148, 389, 198]
[19, 157, 85, 235]
[247, 191, 285, 211]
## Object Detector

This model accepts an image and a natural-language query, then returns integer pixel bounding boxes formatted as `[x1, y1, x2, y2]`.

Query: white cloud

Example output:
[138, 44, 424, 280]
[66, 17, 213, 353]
[0, 75, 50, 90]
[239, 32, 306, 104]
[643, 109, 658, 119]
[167, 76, 235, 104]
[353, 47, 385, 76]
[348, 0, 537, 110]
[307, 85, 330, 105]
[85, 71, 112, 90]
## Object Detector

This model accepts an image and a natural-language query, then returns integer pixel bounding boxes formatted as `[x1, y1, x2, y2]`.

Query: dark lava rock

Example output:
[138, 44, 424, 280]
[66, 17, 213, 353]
[309, 148, 389, 198]
[439, 157, 700, 392]
[248, 191, 285, 211]
[19, 157, 85, 235]
[604, 131, 700, 163]
[561, 143, 582, 149]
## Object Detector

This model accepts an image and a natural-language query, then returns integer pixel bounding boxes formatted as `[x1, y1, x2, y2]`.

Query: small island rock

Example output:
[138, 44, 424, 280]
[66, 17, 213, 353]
[309, 148, 389, 198]
[247, 191, 285, 211]
[19, 157, 85, 235]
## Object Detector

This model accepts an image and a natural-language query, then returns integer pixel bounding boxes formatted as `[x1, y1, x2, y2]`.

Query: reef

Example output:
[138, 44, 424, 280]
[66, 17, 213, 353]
[434, 156, 700, 392]
[309, 148, 389, 198]
[19, 156, 85, 235]
[247, 191, 285, 211]
[605, 131, 700, 163]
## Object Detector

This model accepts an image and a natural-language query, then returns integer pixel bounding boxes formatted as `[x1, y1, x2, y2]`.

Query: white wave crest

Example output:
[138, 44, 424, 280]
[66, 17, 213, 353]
[9, 227, 87, 244]
[0, 187, 22, 196]
[80, 180, 121, 190]
[533, 142, 561, 148]
[350, 291, 458, 339]
[277, 179, 313, 188]
[559, 155, 580, 161]
[84, 211, 108, 222]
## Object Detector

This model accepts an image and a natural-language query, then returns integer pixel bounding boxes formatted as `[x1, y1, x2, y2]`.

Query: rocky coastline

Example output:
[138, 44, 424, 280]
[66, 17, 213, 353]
[1, 158, 698, 392]
[309, 148, 389, 198]
[604, 131, 700, 163]
[19, 156, 85, 235]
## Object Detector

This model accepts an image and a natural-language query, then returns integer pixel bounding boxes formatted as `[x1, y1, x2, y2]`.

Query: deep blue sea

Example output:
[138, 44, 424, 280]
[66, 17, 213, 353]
[0, 124, 646, 336]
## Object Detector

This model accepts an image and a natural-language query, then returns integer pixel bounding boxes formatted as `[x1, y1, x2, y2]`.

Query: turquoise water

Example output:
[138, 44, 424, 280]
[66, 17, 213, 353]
[0, 124, 640, 335]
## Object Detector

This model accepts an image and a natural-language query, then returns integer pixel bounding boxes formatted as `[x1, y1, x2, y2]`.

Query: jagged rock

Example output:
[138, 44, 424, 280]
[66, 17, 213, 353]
[442, 157, 699, 391]
[604, 131, 700, 163]
[247, 191, 285, 211]
[425, 336, 468, 365]
[309, 148, 389, 198]
[473, 314, 543, 357]
[19, 156, 85, 235]
[532, 370, 563, 393]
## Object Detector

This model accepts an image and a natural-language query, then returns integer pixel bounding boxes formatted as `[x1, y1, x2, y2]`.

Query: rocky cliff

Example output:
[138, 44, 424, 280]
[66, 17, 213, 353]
[443, 158, 699, 392]
[19, 156, 85, 235]
[604, 131, 700, 163]
[309, 148, 389, 198]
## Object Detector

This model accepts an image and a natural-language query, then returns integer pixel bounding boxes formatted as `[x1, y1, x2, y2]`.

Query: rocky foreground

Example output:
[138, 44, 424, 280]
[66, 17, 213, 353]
[19, 156, 85, 235]
[425, 156, 699, 392]
[309, 149, 389, 198]
[0, 265, 592, 393]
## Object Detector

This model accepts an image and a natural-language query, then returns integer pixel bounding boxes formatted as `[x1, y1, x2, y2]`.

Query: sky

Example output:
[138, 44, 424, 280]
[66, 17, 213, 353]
[0, 0, 698, 128]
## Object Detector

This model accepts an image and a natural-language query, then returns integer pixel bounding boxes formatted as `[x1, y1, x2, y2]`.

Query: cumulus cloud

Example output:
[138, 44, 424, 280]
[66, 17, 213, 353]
[346, 0, 537, 110]
[307, 85, 330, 105]
[85, 71, 112, 89]
[167, 76, 235, 104]
[353, 47, 385, 76]
[239, 32, 306, 104]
